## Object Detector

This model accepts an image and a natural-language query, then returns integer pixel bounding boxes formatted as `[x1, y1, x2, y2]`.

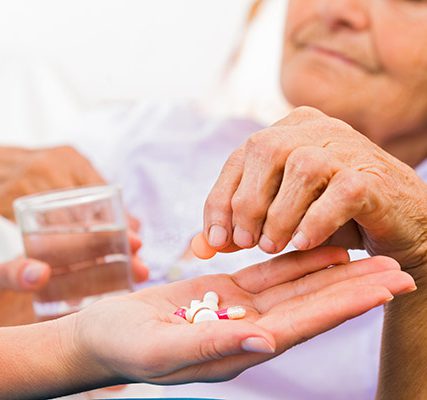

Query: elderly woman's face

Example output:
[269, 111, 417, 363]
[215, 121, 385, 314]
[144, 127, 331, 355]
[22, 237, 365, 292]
[281, 0, 427, 142]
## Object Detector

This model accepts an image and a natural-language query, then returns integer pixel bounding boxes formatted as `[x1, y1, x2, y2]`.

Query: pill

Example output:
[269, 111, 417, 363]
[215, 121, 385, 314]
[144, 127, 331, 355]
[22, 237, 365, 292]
[193, 308, 220, 323]
[186, 307, 206, 323]
[174, 307, 189, 320]
[203, 291, 219, 305]
[187, 302, 218, 322]
[216, 306, 246, 320]
[191, 232, 217, 260]
[200, 300, 219, 311]
[190, 300, 201, 309]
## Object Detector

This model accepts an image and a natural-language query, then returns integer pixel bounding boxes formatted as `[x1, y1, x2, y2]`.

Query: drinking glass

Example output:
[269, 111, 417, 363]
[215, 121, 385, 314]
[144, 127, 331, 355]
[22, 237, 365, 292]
[14, 185, 133, 321]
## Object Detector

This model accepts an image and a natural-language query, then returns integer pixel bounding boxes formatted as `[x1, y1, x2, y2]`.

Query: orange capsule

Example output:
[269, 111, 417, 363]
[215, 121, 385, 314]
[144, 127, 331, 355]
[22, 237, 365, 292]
[191, 232, 217, 260]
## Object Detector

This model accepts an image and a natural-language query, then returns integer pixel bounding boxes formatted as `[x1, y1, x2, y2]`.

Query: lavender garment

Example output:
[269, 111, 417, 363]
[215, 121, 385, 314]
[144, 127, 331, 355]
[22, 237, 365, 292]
[74, 102, 427, 400]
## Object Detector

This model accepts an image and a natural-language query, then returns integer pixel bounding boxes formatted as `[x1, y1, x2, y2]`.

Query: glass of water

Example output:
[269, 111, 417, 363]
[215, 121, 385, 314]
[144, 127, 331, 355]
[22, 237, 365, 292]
[14, 185, 133, 321]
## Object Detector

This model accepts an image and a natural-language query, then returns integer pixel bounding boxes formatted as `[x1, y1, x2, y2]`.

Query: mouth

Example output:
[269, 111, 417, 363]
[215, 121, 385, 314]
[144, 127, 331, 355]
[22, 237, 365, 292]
[304, 44, 364, 70]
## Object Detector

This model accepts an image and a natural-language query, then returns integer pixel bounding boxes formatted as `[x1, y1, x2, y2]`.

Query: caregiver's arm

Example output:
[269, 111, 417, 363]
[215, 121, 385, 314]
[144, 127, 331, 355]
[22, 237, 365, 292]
[0, 319, 115, 399]
[377, 265, 427, 400]
[0, 248, 416, 399]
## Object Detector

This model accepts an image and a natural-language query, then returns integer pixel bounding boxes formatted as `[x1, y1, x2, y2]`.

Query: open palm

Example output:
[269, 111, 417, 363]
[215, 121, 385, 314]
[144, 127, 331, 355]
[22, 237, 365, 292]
[70, 247, 414, 387]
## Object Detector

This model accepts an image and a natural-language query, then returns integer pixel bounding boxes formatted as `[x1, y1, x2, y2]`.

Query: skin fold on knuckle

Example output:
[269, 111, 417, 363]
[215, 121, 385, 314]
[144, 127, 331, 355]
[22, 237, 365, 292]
[231, 193, 260, 221]
[337, 173, 371, 213]
[245, 130, 284, 165]
[276, 106, 325, 127]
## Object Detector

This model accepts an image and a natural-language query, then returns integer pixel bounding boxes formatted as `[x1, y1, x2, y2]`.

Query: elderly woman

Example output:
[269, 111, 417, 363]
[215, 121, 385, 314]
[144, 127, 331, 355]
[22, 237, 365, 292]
[201, 1, 427, 399]
[0, 0, 426, 398]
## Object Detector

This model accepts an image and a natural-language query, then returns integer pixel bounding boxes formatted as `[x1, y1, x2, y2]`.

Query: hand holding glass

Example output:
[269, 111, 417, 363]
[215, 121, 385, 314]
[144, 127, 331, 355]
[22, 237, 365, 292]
[14, 185, 133, 320]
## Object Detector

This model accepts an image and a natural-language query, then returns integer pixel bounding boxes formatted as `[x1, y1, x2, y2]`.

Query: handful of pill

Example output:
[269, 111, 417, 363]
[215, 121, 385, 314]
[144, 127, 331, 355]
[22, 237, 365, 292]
[174, 291, 246, 324]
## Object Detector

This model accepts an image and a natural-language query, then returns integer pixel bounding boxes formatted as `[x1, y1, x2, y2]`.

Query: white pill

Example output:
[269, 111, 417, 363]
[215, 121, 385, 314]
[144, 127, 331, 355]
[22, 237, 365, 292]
[187, 305, 207, 322]
[203, 291, 219, 305]
[200, 300, 219, 311]
[187, 303, 217, 322]
[190, 300, 201, 309]
[193, 308, 220, 323]
[226, 306, 246, 320]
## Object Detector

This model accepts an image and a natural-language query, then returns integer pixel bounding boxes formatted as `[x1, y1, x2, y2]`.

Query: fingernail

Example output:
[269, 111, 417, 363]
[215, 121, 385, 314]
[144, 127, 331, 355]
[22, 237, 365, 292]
[400, 285, 417, 295]
[292, 231, 309, 250]
[23, 263, 44, 284]
[241, 337, 275, 354]
[259, 234, 276, 253]
[233, 226, 254, 248]
[208, 225, 228, 248]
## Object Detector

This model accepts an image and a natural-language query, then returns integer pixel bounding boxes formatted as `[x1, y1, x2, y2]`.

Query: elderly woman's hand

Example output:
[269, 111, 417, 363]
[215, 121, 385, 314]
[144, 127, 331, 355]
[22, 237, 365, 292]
[52, 247, 413, 392]
[203, 107, 427, 271]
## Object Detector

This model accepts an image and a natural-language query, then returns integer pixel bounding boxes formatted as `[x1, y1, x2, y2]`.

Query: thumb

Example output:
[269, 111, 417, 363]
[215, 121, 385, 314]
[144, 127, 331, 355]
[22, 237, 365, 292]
[172, 319, 276, 367]
[0, 257, 51, 291]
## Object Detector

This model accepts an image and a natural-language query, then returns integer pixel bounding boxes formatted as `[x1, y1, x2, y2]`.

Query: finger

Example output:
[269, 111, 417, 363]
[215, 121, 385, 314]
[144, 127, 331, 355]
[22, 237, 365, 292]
[203, 147, 245, 250]
[154, 266, 407, 384]
[0, 257, 51, 291]
[291, 168, 376, 250]
[258, 284, 393, 351]
[266, 264, 415, 318]
[182, 286, 397, 382]
[67, 148, 106, 185]
[256, 257, 414, 313]
[148, 319, 276, 380]
[259, 146, 338, 254]
[232, 247, 350, 294]
[273, 106, 326, 127]
[131, 256, 149, 283]
[127, 214, 141, 232]
[128, 230, 142, 254]
[230, 130, 287, 249]
[191, 232, 242, 260]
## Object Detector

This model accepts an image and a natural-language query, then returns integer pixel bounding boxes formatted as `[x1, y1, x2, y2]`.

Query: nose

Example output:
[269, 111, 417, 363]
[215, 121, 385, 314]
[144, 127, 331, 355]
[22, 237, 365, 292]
[316, 0, 369, 32]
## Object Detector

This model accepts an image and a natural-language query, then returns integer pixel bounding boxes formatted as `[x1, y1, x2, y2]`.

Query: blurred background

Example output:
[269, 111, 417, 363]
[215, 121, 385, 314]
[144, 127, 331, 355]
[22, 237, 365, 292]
[0, 0, 288, 148]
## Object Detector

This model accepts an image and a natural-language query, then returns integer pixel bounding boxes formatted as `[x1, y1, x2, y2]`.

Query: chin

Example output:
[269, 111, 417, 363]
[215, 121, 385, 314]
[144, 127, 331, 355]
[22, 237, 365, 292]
[281, 68, 362, 126]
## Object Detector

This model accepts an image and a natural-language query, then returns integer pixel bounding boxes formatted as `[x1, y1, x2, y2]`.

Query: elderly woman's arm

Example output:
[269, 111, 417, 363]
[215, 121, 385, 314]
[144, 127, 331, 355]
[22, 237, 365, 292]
[200, 106, 427, 398]
[377, 266, 427, 399]
[0, 249, 416, 399]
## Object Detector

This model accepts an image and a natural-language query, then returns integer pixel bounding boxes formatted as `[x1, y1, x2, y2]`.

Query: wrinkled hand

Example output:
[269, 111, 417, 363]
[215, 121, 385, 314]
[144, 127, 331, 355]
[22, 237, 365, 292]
[0, 146, 105, 220]
[203, 107, 427, 270]
[62, 247, 415, 386]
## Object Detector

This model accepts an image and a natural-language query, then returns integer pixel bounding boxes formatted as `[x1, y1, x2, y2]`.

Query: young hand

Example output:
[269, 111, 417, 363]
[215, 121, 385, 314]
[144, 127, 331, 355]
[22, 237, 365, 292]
[59, 247, 415, 389]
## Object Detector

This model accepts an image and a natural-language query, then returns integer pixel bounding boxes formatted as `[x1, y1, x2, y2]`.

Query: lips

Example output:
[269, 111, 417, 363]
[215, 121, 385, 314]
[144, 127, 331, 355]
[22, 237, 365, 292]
[305, 44, 363, 69]
[295, 38, 381, 74]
